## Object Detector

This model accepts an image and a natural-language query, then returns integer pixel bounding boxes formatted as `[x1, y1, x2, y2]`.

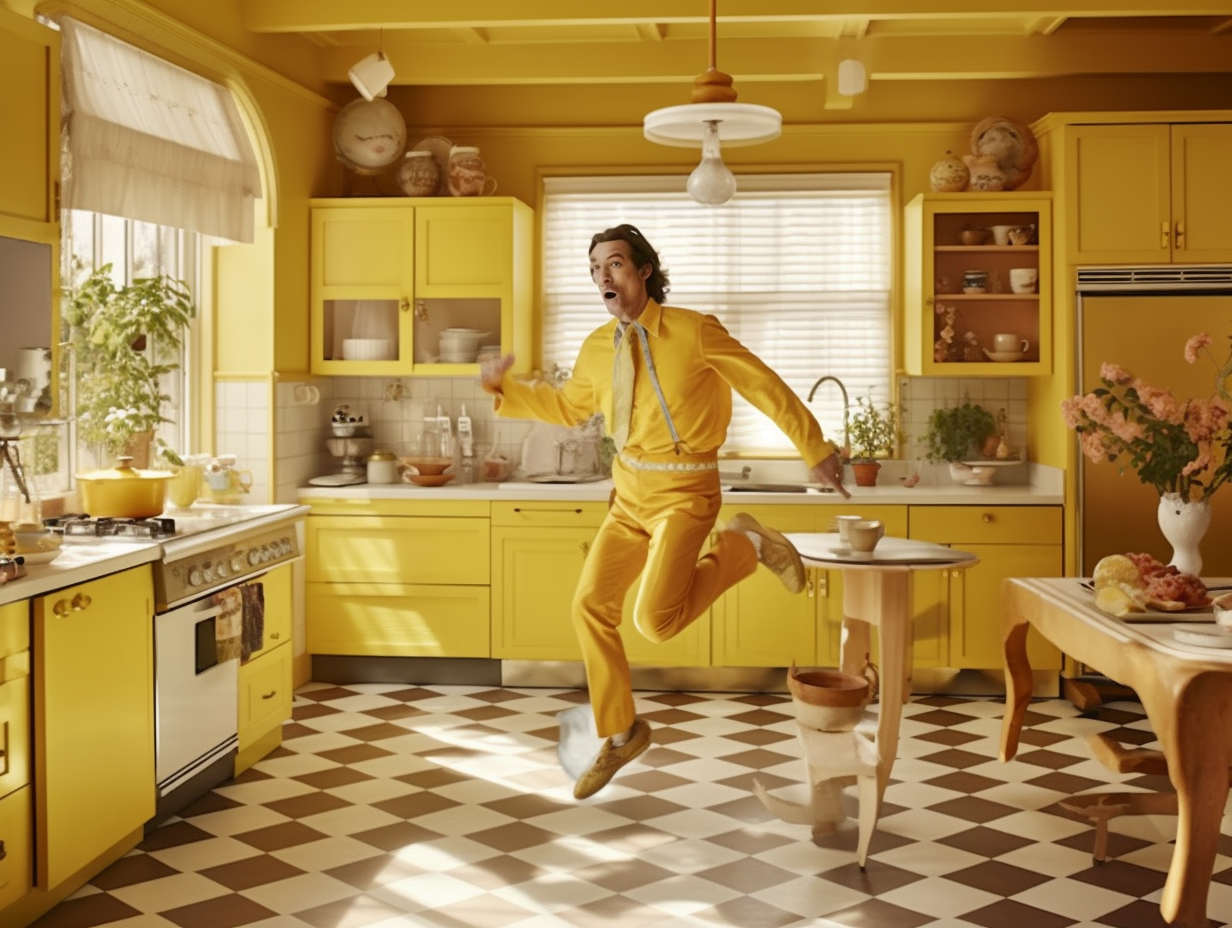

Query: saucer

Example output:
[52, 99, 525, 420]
[983, 349, 1026, 363]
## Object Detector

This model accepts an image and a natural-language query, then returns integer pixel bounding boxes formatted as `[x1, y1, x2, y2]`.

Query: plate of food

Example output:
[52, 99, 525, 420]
[1088, 553, 1214, 620]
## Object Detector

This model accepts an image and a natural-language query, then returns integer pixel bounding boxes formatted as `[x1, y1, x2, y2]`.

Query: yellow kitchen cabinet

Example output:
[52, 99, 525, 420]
[305, 499, 490, 657]
[904, 192, 1053, 377]
[909, 505, 1063, 670]
[1036, 117, 1232, 265]
[0, 9, 58, 230]
[488, 500, 706, 664]
[236, 564, 293, 775]
[33, 565, 155, 890]
[309, 197, 533, 377]
[0, 599, 30, 913]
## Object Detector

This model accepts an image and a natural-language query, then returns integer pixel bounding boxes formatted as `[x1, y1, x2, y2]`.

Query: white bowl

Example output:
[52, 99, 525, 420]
[1212, 592, 1232, 630]
[342, 338, 394, 361]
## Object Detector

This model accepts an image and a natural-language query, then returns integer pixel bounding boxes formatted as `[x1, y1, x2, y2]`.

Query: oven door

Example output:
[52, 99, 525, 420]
[154, 591, 239, 795]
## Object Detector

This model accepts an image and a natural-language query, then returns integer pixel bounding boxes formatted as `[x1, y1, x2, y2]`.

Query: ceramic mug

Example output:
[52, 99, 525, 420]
[1008, 268, 1038, 294]
[847, 520, 885, 553]
[962, 270, 988, 294]
[833, 514, 862, 544]
[993, 333, 1030, 353]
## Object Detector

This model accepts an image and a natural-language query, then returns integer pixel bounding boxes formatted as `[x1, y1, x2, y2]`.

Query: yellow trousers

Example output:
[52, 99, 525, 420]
[573, 458, 758, 737]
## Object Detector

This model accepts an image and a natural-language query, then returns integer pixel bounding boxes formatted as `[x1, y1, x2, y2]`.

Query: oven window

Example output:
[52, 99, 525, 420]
[194, 615, 218, 674]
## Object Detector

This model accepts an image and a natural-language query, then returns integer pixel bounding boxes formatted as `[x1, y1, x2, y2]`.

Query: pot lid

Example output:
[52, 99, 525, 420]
[77, 456, 174, 481]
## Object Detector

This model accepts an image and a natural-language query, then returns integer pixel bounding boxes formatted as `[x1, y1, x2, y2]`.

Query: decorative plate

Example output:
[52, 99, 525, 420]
[983, 350, 1026, 363]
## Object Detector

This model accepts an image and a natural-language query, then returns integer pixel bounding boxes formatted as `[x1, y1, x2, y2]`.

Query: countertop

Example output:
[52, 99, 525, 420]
[298, 463, 1065, 506]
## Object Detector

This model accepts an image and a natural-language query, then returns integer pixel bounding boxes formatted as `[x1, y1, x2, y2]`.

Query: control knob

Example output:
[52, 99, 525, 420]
[188, 566, 203, 587]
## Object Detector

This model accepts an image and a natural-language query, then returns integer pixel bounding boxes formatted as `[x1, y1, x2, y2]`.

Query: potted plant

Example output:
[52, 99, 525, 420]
[64, 264, 196, 468]
[846, 392, 901, 487]
[923, 400, 998, 481]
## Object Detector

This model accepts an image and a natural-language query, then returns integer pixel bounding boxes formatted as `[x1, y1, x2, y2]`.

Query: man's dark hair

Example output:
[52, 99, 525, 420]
[589, 224, 671, 303]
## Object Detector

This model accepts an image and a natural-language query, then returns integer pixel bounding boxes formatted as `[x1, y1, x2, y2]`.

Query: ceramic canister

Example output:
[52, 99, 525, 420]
[366, 450, 400, 484]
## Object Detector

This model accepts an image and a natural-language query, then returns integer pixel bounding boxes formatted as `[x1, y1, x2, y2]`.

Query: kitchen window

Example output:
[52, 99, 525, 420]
[541, 174, 893, 455]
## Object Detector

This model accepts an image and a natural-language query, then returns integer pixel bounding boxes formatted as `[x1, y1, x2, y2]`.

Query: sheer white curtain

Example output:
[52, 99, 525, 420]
[58, 17, 261, 244]
[541, 174, 893, 454]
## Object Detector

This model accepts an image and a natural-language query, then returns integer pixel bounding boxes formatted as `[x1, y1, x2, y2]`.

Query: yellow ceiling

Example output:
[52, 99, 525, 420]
[240, 0, 1232, 100]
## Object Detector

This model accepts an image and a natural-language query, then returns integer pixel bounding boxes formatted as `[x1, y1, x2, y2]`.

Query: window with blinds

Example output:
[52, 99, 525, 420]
[541, 173, 893, 455]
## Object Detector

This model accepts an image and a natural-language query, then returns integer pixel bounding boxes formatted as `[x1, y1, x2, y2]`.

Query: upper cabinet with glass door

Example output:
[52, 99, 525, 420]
[310, 198, 533, 376]
[903, 192, 1053, 377]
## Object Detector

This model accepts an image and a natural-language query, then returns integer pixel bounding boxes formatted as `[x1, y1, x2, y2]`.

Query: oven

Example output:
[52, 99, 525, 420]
[50, 505, 307, 827]
[150, 509, 305, 826]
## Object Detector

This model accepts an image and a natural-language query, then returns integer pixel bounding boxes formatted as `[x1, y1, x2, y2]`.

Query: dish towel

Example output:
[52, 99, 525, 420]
[241, 582, 265, 660]
[212, 588, 243, 662]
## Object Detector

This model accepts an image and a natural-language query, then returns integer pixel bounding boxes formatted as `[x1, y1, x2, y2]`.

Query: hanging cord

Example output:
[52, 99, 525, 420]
[0, 440, 32, 504]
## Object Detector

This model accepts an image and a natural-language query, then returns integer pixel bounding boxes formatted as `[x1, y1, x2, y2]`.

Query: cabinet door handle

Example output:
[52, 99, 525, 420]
[513, 507, 583, 514]
[982, 512, 994, 523]
[1175, 220, 1185, 251]
[0, 839, 6, 862]
[269, 631, 281, 641]
[261, 689, 277, 700]
[52, 599, 71, 618]
[580, 541, 590, 557]
[400, 296, 411, 313]
[1160, 221, 1171, 250]
[71, 593, 92, 612]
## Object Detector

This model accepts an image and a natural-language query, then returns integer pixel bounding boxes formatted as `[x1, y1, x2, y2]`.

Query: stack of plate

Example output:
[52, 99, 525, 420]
[342, 338, 394, 361]
[439, 327, 488, 363]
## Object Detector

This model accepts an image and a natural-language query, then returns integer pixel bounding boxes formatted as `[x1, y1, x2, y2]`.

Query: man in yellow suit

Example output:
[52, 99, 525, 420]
[480, 224, 850, 799]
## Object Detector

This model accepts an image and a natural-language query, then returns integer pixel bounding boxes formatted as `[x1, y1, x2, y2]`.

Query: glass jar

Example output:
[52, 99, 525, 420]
[366, 450, 399, 484]
[447, 146, 487, 197]
[397, 151, 440, 197]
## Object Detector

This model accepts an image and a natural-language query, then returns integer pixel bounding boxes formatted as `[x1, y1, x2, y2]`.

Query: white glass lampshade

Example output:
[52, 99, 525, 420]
[686, 120, 737, 207]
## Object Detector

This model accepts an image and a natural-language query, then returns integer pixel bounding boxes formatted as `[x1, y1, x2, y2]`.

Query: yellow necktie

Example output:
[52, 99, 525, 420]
[612, 325, 636, 451]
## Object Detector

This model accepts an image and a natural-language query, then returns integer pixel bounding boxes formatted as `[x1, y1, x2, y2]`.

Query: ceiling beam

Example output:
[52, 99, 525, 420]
[322, 33, 1232, 86]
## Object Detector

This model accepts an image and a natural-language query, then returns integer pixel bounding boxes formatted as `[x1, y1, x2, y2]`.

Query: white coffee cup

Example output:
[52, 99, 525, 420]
[833, 515, 862, 544]
[847, 519, 885, 553]
[348, 51, 395, 101]
[988, 224, 1014, 246]
[993, 333, 1030, 354]
[1008, 268, 1038, 294]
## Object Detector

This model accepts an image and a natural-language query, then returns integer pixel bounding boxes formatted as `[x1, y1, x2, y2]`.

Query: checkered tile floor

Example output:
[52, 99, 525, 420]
[32, 684, 1232, 928]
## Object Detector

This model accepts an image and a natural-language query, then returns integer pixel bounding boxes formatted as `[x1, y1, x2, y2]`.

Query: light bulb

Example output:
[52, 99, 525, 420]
[687, 120, 736, 206]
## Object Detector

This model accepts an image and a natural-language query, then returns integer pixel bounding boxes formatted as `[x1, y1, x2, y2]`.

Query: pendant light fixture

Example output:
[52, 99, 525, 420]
[643, 0, 781, 207]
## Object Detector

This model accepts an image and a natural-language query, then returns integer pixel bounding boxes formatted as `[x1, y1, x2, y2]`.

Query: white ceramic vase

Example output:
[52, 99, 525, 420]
[1157, 492, 1211, 577]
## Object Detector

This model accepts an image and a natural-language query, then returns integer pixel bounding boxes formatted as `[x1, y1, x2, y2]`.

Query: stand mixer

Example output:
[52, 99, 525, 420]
[310, 404, 372, 486]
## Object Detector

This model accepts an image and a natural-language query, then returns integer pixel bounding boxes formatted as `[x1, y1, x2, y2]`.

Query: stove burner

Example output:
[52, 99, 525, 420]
[45, 514, 177, 539]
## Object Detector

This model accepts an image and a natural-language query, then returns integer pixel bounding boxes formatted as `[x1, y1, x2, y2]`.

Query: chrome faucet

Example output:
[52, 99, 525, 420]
[807, 375, 851, 459]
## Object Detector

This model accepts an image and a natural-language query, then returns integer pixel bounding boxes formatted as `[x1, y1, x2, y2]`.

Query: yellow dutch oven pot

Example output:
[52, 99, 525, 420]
[77, 457, 174, 519]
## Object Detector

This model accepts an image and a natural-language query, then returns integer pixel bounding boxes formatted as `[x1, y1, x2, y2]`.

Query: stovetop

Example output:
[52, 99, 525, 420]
[45, 514, 178, 539]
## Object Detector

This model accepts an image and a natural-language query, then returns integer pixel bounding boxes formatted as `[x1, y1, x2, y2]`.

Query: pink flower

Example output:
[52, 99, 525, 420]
[1185, 333, 1212, 364]
[1100, 363, 1132, 384]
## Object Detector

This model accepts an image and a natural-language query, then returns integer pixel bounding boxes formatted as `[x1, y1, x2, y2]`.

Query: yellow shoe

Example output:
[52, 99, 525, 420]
[573, 718, 651, 799]
[728, 512, 806, 594]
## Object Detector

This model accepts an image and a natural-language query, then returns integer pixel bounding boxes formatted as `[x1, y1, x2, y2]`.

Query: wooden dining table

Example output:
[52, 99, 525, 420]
[1000, 576, 1232, 928]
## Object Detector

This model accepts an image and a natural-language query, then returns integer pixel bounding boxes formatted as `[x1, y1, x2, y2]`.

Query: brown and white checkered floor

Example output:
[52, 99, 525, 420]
[32, 683, 1232, 928]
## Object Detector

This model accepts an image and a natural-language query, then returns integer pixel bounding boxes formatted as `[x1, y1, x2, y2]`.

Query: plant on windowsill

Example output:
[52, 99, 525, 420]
[846, 392, 902, 487]
[64, 264, 196, 468]
[924, 400, 998, 482]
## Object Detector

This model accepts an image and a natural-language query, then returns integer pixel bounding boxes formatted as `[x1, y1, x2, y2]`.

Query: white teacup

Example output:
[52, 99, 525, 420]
[847, 519, 885, 553]
[993, 333, 1030, 354]
[833, 514, 862, 544]
[1008, 268, 1038, 294]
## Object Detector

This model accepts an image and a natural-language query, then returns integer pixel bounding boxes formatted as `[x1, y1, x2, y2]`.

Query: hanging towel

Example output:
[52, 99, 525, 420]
[212, 587, 243, 662]
[241, 582, 265, 660]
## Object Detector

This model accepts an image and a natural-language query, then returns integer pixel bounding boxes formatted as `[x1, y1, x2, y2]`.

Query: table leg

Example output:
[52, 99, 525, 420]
[1141, 673, 1232, 927]
[999, 606, 1032, 763]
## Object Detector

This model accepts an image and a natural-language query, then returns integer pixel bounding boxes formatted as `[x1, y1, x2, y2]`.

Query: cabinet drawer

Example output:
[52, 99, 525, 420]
[0, 600, 28, 686]
[239, 643, 291, 749]
[307, 582, 490, 657]
[910, 506, 1061, 544]
[491, 500, 607, 528]
[0, 674, 29, 797]
[0, 785, 31, 910]
[307, 515, 489, 584]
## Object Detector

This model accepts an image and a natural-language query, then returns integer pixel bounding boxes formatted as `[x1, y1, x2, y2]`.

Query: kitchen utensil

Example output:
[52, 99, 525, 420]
[400, 456, 452, 476]
[847, 520, 885, 553]
[76, 457, 173, 518]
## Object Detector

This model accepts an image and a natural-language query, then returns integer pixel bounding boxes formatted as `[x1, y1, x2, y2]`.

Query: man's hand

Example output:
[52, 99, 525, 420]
[810, 452, 851, 499]
[480, 352, 516, 392]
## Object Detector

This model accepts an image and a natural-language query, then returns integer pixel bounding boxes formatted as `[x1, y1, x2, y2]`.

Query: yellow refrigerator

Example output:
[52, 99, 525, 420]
[1077, 270, 1232, 577]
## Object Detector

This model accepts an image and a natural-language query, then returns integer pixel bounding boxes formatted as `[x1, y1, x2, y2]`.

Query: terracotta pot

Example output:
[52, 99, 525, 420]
[787, 661, 878, 732]
[76, 457, 173, 518]
[851, 460, 881, 487]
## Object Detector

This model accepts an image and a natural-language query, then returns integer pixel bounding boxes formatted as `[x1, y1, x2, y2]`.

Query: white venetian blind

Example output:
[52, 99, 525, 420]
[58, 17, 262, 244]
[541, 174, 893, 455]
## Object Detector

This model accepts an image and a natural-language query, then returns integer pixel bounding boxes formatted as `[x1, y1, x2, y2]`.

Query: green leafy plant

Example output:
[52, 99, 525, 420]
[64, 264, 196, 462]
[924, 400, 997, 463]
[846, 392, 901, 462]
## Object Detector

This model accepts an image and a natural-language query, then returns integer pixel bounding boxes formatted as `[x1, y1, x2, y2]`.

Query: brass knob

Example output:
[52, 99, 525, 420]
[52, 599, 70, 618]
[982, 513, 994, 523]
[72, 593, 92, 612]
[580, 541, 590, 556]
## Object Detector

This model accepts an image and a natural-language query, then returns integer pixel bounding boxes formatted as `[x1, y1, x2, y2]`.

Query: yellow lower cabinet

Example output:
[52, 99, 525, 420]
[712, 505, 832, 667]
[34, 565, 155, 889]
[0, 786, 32, 910]
[305, 502, 490, 657]
[237, 643, 292, 775]
[909, 505, 1063, 670]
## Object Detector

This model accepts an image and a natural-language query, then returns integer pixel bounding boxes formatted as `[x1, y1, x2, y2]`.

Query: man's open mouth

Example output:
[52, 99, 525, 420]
[603, 291, 616, 299]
